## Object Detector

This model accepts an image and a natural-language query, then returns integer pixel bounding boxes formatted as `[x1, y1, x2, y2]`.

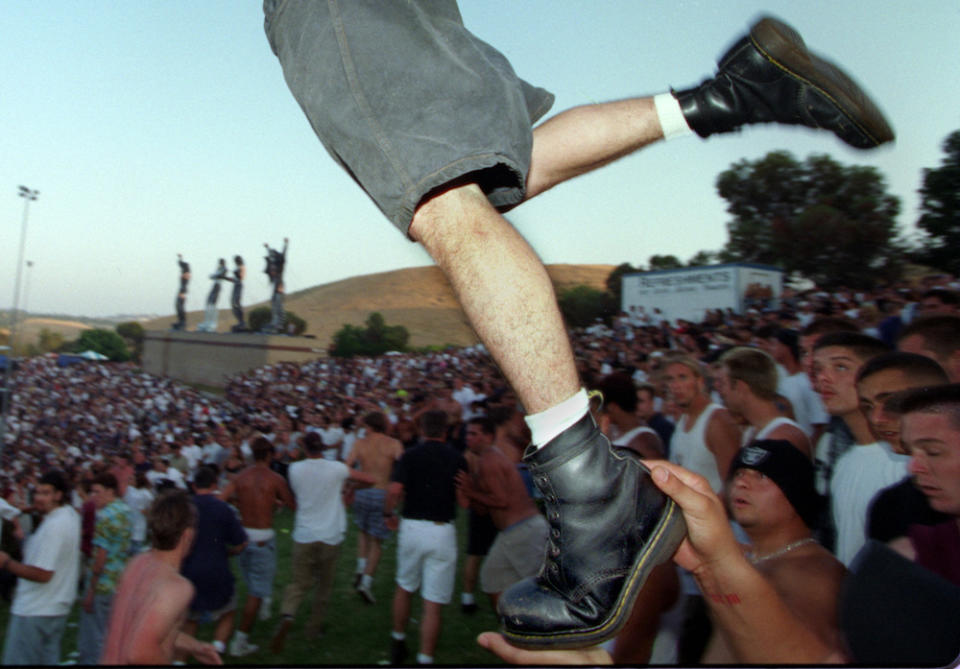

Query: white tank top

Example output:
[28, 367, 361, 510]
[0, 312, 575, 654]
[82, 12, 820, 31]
[740, 415, 803, 447]
[613, 425, 658, 447]
[670, 403, 724, 492]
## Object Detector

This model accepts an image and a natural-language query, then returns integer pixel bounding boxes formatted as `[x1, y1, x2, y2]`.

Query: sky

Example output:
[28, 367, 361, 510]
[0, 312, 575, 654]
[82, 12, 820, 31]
[2, 1, 959, 318]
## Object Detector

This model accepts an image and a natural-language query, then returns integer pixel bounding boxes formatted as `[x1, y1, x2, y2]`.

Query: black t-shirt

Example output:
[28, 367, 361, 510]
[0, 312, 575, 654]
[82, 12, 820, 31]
[392, 439, 467, 523]
[867, 475, 950, 542]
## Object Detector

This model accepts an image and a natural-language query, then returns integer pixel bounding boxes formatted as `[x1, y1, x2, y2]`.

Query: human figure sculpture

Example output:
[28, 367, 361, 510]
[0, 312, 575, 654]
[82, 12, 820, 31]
[228, 255, 246, 332]
[263, 238, 288, 334]
[197, 259, 227, 333]
[172, 254, 190, 331]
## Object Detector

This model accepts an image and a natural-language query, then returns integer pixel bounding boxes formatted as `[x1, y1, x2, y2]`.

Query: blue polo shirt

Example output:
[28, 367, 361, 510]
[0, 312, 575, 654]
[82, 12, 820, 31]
[181, 494, 247, 612]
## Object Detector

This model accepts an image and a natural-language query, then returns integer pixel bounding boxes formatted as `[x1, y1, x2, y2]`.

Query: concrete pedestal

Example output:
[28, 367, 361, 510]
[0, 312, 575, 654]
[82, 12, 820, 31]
[143, 330, 326, 388]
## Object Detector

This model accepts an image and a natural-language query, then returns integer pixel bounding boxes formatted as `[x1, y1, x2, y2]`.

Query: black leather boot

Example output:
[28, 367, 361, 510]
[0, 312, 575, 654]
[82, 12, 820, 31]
[674, 16, 893, 149]
[497, 413, 686, 649]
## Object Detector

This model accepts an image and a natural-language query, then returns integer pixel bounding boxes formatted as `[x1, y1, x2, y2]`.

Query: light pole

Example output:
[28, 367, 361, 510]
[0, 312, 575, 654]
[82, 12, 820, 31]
[0, 186, 39, 458]
[22, 261, 34, 322]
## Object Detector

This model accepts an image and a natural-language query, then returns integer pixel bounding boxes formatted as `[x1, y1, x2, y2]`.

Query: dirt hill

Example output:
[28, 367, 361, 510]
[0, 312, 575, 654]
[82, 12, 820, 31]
[1, 318, 93, 350]
[142, 263, 614, 349]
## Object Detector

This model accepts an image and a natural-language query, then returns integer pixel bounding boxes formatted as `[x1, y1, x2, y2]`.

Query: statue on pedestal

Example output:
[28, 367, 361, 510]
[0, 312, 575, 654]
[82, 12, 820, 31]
[171, 254, 190, 330]
[228, 255, 246, 332]
[263, 238, 288, 334]
[196, 258, 227, 333]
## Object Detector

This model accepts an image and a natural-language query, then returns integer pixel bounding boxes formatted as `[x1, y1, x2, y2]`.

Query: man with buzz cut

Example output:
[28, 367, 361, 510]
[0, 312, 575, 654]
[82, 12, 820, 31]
[0, 470, 81, 666]
[386, 410, 468, 665]
[897, 314, 960, 383]
[811, 331, 893, 564]
[714, 346, 811, 456]
[265, 1, 892, 648]
[857, 352, 951, 545]
[271, 431, 375, 653]
[892, 383, 960, 586]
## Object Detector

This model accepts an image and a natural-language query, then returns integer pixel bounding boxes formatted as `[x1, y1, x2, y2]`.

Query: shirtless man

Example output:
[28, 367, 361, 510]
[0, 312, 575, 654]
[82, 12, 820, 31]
[702, 439, 846, 662]
[479, 450, 847, 665]
[221, 437, 295, 657]
[455, 416, 546, 608]
[100, 490, 221, 665]
[346, 411, 403, 603]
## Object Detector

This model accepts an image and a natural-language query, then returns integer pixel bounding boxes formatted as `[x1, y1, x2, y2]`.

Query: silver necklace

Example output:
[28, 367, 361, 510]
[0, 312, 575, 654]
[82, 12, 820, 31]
[748, 537, 817, 564]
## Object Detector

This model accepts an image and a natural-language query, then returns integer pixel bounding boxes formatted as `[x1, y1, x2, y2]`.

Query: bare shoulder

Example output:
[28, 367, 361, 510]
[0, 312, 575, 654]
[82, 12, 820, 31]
[387, 435, 403, 455]
[165, 572, 195, 600]
[628, 431, 664, 459]
[764, 545, 846, 596]
[151, 571, 195, 615]
[767, 423, 812, 456]
[709, 406, 739, 429]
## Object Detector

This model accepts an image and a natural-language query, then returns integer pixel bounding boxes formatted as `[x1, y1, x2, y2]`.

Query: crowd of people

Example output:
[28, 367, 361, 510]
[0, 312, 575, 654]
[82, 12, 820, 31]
[0, 277, 959, 664]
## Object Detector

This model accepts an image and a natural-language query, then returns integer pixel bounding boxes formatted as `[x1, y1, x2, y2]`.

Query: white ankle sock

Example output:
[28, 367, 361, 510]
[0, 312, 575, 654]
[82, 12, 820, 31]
[461, 592, 474, 605]
[417, 653, 434, 664]
[391, 630, 406, 641]
[525, 388, 589, 449]
[653, 92, 693, 140]
[356, 558, 366, 572]
[361, 574, 373, 589]
[212, 640, 225, 654]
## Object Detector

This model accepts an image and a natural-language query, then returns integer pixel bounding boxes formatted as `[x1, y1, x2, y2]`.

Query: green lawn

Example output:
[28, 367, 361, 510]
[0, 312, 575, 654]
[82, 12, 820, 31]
[0, 508, 507, 666]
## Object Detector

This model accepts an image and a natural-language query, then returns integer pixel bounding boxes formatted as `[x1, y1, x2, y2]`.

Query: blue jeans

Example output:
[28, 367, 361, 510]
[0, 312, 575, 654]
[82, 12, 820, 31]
[77, 591, 114, 664]
[2, 613, 67, 665]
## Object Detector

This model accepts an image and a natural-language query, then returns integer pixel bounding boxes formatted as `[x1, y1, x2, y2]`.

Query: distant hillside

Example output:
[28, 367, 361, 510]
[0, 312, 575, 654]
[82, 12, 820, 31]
[0, 318, 93, 349]
[142, 264, 615, 349]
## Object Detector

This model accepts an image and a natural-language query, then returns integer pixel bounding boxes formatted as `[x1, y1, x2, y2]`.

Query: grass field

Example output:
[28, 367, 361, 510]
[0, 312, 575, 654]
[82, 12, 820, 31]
[0, 507, 507, 666]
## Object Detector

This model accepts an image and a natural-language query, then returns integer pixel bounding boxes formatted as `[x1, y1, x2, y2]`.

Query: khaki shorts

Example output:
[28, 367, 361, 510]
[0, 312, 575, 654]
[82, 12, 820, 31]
[480, 514, 548, 594]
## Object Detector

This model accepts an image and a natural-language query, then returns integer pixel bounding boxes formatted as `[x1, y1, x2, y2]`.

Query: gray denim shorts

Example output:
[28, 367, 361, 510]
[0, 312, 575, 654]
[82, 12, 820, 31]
[238, 536, 277, 599]
[264, 0, 555, 236]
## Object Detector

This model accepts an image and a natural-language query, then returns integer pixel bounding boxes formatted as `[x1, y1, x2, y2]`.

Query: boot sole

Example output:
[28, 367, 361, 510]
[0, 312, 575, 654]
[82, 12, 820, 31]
[501, 490, 687, 650]
[749, 16, 893, 146]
